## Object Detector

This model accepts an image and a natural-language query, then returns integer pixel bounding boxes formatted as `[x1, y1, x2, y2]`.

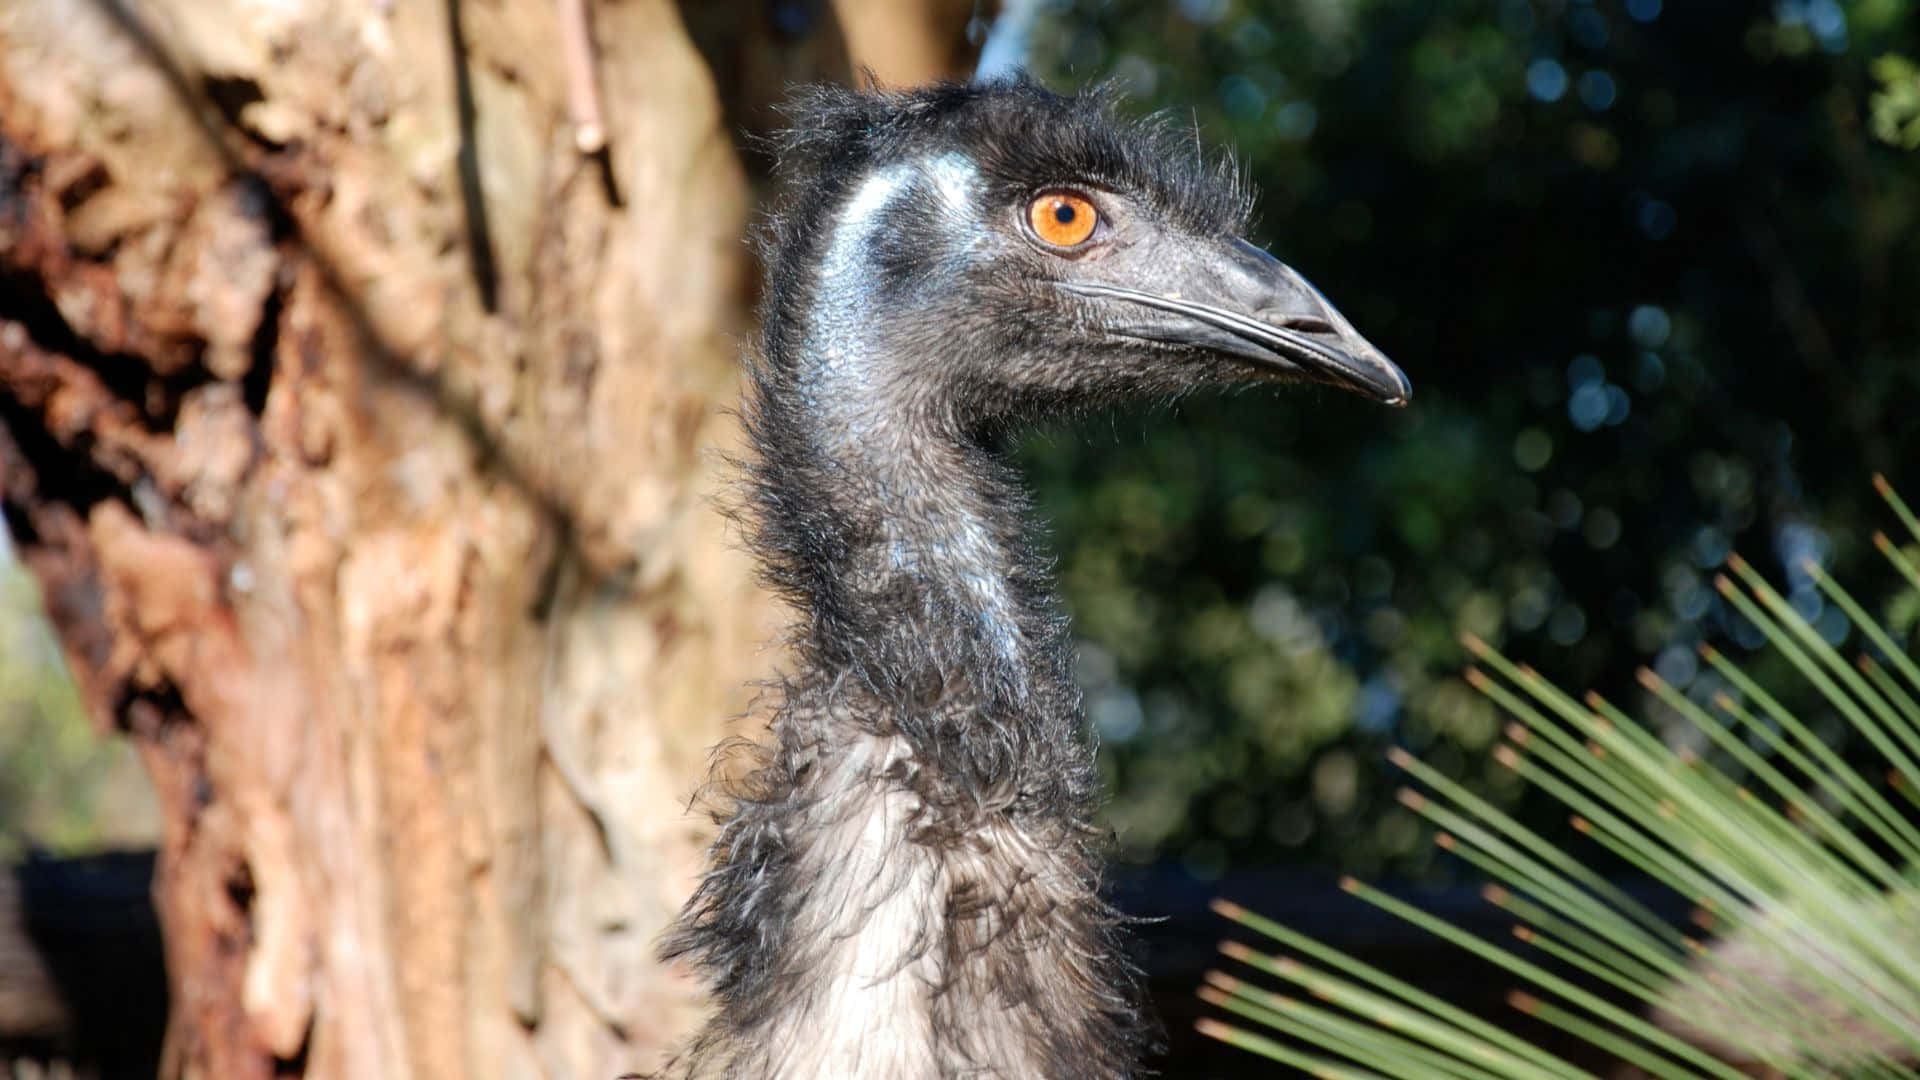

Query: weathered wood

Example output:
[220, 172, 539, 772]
[0, 0, 796, 1075]
[0, 1, 980, 1075]
[830, 0, 983, 86]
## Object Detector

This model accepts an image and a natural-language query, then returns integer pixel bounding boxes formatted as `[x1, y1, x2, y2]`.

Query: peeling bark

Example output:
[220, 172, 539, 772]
[0, 0, 977, 1076]
[0, 1, 770, 1076]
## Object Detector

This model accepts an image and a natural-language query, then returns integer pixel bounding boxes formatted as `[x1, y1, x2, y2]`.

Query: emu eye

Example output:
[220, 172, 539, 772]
[1027, 191, 1099, 249]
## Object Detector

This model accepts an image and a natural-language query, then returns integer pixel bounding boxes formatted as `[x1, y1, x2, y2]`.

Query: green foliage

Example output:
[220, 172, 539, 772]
[1035, 0, 1920, 880]
[0, 551, 155, 858]
[1204, 480, 1920, 1076]
[1870, 53, 1920, 148]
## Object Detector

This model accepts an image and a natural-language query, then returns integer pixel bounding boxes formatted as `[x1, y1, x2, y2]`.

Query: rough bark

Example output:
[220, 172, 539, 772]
[830, 0, 983, 87]
[0, 0, 980, 1076]
[0, 0, 784, 1076]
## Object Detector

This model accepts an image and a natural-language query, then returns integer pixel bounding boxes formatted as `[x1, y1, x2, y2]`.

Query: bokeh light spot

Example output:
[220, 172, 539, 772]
[1526, 59, 1568, 103]
[1568, 353, 1604, 389]
[1514, 427, 1553, 471]
[1271, 101, 1318, 141]
[1510, 585, 1551, 631]
[1091, 687, 1144, 743]
[1569, 382, 1610, 430]
[1231, 18, 1274, 55]
[1604, 384, 1632, 425]
[1109, 54, 1159, 97]
[1311, 750, 1360, 815]
[1178, 0, 1229, 26]
[1627, 304, 1672, 348]
[1654, 643, 1698, 689]
[1584, 507, 1623, 549]
[1634, 352, 1667, 392]
[1218, 73, 1267, 119]
[1548, 603, 1588, 646]
[1634, 194, 1677, 239]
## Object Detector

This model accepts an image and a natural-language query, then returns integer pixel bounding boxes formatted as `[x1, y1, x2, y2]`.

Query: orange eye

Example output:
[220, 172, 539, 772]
[1027, 191, 1099, 248]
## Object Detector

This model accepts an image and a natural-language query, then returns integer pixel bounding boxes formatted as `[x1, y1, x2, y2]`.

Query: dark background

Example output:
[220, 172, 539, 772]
[1022, 0, 1917, 884]
[1021, 8, 1919, 1067]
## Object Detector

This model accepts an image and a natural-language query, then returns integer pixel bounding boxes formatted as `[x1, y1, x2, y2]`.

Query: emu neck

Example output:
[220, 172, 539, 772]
[665, 154, 1141, 1079]
[765, 357, 1102, 807]
[769, 149, 1096, 823]
[779, 151, 1080, 735]
[802, 386, 1058, 691]
[712, 376, 1129, 1079]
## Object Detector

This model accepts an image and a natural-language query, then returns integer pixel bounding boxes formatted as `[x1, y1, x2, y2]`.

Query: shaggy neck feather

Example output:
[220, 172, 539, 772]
[664, 156, 1143, 1079]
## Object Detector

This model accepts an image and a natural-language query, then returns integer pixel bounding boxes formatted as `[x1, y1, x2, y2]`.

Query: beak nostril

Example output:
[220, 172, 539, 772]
[1270, 315, 1334, 334]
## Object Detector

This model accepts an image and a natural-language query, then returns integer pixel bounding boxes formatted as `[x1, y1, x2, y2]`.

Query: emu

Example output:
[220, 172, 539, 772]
[664, 78, 1409, 1079]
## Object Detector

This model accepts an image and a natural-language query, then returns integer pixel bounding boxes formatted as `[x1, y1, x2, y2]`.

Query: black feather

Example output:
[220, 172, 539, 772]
[662, 78, 1271, 1079]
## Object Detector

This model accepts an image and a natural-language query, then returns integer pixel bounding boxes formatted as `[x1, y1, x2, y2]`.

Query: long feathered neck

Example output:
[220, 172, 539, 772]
[662, 155, 1143, 1079]
[749, 361, 1086, 773]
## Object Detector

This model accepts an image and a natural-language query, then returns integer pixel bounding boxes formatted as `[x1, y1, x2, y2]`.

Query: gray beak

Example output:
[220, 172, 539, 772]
[1057, 239, 1411, 407]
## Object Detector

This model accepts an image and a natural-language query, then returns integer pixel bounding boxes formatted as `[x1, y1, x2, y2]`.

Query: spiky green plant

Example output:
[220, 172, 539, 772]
[1203, 476, 1920, 1078]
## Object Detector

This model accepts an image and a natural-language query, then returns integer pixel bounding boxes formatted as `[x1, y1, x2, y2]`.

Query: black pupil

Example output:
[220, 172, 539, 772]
[1053, 202, 1077, 225]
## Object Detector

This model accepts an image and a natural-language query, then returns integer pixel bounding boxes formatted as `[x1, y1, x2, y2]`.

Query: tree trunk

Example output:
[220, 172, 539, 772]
[830, 0, 984, 88]
[0, 1, 982, 1076]
[1, 2, 744, 1077]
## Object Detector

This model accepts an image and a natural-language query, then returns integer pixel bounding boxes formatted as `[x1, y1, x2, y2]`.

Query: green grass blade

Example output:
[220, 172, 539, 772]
[1876, 474, 1920, 546]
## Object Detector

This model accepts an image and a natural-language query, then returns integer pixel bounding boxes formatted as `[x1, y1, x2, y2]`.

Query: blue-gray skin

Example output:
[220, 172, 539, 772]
[662, 76, 1407, 1080]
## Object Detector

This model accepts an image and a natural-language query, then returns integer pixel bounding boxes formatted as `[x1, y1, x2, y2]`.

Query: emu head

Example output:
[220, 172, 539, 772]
[760, 78, 1410, 431]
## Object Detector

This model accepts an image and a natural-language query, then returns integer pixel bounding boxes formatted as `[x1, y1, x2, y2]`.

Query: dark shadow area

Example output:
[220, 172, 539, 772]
[1023, 0, 1920, 881]
[1116, 862, 1686, 1078]
[446, 0, 499, 313]
[0, 849, 1670, 1079]
[676, 0, 854, 180]
[3, 852, 166, 1080]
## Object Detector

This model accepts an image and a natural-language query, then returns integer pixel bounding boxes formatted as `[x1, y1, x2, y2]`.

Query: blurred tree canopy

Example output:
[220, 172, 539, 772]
[0, 548, 154, 860]
[1022, 0, 1919, 880]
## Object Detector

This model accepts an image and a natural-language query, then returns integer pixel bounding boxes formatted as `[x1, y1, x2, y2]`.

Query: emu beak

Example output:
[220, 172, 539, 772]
[1057, 239, 1411, 407]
